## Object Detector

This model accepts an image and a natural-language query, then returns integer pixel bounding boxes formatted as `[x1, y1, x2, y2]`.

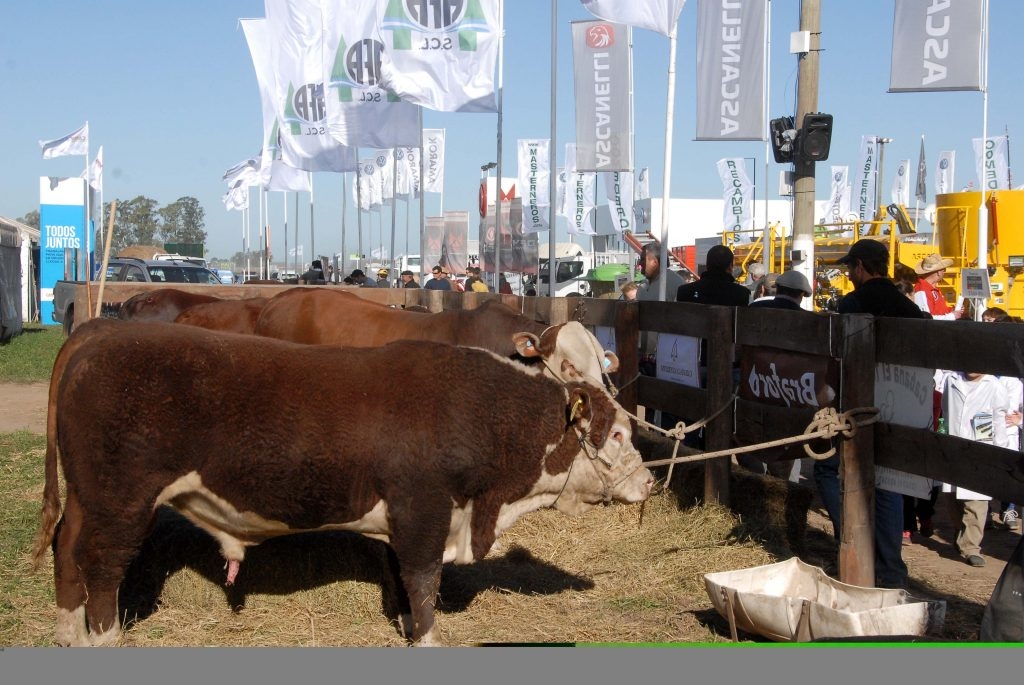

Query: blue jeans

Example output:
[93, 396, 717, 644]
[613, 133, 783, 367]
[813, 455, 908, 588]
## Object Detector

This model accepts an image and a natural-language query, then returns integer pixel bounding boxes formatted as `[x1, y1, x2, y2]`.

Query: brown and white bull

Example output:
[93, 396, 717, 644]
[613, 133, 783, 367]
[33, 318, 653, 647]
[254, 289, 619, 387]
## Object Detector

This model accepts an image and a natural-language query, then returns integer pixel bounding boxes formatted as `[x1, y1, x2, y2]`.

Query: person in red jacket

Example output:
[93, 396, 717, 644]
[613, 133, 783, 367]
[913, 254, 964, 320]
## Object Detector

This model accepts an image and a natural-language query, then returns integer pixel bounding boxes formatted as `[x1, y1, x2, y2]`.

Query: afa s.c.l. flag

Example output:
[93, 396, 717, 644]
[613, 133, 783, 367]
[40, 122, 89, 159]
[695, 0, 766, 141]
[580, 0, 687, 37]
[322, 0, 420, 148]
[890, 0, 984, 92]
[378, 0, 499, 112]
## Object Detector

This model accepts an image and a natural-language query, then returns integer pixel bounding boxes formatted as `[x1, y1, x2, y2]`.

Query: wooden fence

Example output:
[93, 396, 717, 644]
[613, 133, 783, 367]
[73, 283, 1024, 586]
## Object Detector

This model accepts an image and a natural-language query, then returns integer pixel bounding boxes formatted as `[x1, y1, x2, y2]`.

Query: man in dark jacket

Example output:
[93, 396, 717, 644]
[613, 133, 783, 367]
[676, 245, 751, 306]
[817, 238, 926, 590]
[749, 269, 812, 310]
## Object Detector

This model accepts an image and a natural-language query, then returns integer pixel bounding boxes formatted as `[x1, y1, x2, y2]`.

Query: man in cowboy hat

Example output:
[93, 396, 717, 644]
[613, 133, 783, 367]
[913, 254, 964, 320]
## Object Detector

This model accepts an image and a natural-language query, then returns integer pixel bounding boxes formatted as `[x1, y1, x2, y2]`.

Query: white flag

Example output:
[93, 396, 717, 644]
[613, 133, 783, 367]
[855, 135, 878, 221]
[555, 167, 569, 218]
[354, 158, 380, 211]
[716, 158, 753, 235]
[580, 0, 687, 37]
[395, 146, 420, 198]
[891, 159, 910, 206]
[604, 171, 634, 233]
[518, 139, 550, 234]
[40, 122, 89, 159]
[936, 151, 956, 195]
[636, 166, 650, 200]
[262, 1, 358, 173]
[83, 145, 103, 192]
[565, 144, 597, 235]
[423, 129, 445, 193]
[222, 183, 249, 212]
[322, 0, 420, 148]
[825, 166, 851, 223]
[378, 0, 500, 112]
[222, 154, 262, 188]
[974, 135, 1010, 191]
[374, 149, 395, 205]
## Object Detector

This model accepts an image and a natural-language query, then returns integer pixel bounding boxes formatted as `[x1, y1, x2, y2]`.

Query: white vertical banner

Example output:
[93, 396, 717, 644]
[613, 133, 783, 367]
[374, 149, 395, 204]
[855, 135, 878, 221]
[936, 150, 956, 195]
[518, 138, 550, 234]
[377, 0, 500, 112]
[604, 171, 634, 233]
[825, 166, 851, 223]
[423, 128, 445, 193]
[716, 158, 753, 235]
[322, 0, 420, 148]
[395, 146, 420, 198]
[556, 167, 569, 218]
[974, 135, 1010, 191]
[635, 166, 650, 200]
[889, 0, 985, 92]
[568, 172, 597, 235]
[355, 158, 376, 211]
[570, 20, 633, 171]
[891, 158, 910, 206]
[695, 0, 766, 141]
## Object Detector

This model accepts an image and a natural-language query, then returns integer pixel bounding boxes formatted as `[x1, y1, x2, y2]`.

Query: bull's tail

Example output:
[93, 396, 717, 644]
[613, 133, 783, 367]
[31, 353, 66, 570]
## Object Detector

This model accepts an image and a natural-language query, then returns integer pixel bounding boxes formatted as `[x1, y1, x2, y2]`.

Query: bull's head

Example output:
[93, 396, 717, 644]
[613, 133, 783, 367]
[512, 322, 619, 387]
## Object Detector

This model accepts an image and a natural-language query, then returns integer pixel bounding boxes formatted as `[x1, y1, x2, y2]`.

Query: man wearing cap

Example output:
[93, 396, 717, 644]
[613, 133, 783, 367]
[349, 269, 377, 288]
[819, 238, 927, 589]
[749, 269, 812, 310]
[400, 270, 420, 288]
[376, 268, 391, 288]
[424, 265, 452, 291]
[913, 254, 963, 320]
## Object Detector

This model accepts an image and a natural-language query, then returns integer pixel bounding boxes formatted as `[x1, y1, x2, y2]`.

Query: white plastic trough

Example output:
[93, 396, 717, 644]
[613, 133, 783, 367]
[704, 557, 946, 642]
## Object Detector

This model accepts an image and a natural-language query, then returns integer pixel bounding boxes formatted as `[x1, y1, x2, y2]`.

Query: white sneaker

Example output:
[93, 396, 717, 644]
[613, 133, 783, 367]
[1004, 508, 1020, 530]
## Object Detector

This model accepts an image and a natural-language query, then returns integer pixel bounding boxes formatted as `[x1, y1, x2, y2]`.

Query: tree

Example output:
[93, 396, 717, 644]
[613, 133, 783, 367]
[16, 210, 39, 229]
[159, 196, 207, 247]
[113, 196, 161, 252]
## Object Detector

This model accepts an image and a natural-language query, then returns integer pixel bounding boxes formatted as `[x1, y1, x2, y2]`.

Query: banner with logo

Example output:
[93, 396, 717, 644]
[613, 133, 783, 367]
[256, 7, 358, 173]
[518, 139, 550, 234]
[571, 20, 633, 172]
[322, 0, 420, 148]
[378, 0, 499, 112]
[39, 176, 87, 323]
[394, 146, 420, 198]
[442, 210, 469, 275]
[423, 215, 445, 271]
[973, 135, 1010, 191]
[855, 135, 878, 221]
[890, 0, 984, 92]
[354, 158, 379, 211]
[373, 150, 395, 207]
[604, 171, 634, 233]
[564, 145, 597, 234]
[555, 167, 569, 218]
[423, 128, 445, 193]
[824, 166, 850, 224]
[874, 363, 936, 498]
[936, 150, 956, 195]
[716, 158, 753, 235]
[695, 0, 766, 141]
[636, 166, 650, 200]
[579, 0, 687, 37]
[39, 122, 89, 159]
[480, 198, 537, 273]
[915, 136, 927, 204]
[891, 158, 910, 206]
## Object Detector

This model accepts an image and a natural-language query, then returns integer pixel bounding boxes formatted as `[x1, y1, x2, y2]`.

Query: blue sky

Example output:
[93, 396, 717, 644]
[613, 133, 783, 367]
[2, 1, 1021, 262]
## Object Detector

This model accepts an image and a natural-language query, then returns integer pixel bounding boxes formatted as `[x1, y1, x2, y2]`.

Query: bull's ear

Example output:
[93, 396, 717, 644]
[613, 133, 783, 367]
[567, 388, 592, 425]
[603, 351, 620, 374]
[512, 331, 542, 359]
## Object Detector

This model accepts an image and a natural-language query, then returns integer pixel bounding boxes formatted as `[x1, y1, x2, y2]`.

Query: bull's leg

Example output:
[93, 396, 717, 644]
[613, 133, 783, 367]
[52, 491, 90, 646]
[400, 559, 443, 647]
[383, 545, 413, 639]
[388, 501, 449, 647]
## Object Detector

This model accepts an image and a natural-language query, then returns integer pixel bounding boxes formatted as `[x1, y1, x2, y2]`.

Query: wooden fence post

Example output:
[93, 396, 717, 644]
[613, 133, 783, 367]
[613, 300, 640, 416]
[837, 313, 876, 587]
[704, 306, 734, 505]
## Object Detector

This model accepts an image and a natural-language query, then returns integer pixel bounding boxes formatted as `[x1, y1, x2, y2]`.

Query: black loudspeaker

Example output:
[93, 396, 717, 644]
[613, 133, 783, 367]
[797, 113, 833, 162]
[769, 116, 796, 164]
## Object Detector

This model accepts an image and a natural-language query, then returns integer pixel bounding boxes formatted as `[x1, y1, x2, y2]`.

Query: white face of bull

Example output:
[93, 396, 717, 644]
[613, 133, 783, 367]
[512, 322, 619, 388]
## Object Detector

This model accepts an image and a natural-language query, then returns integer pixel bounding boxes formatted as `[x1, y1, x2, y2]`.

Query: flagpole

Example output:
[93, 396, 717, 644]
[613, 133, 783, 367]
[282, 192, 289, 278]
[84, 125, 91, 282]
[294, 191, 300, 273]
[309, 172, 315, 270]
[762, 1, 772, 272]
[357, 149, 364, 272]
[547, 0, 558, 296]
[341, 172, 347, 283]
[657, 26, 679, 302]
[390, 149, 398, 283]
[494, 0, 505, 287]
[976, 0, 990, 298]
[418, 113, 425, 279]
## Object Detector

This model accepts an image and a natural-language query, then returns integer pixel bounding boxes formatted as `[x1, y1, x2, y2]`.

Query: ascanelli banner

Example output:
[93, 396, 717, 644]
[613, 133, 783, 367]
[889, 0, 984, 92]
[695, 0, 766, 141]
[571, 20, 632, 172]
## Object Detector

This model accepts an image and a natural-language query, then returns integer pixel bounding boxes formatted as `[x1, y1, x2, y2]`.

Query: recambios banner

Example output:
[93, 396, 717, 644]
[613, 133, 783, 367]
[716, 158, 753, 235]
[571, 20, 632, 172]
[889, 0, 984, 92]
[695, 0, 766, 141]
[322, 0, 420, 148]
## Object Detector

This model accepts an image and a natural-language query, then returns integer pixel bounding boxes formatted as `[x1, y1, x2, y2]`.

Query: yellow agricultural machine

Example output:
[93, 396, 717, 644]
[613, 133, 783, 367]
[727, 189, 1024, 317]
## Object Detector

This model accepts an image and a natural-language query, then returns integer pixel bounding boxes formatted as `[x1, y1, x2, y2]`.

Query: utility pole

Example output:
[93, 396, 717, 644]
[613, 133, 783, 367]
[792, 0, 820, 299]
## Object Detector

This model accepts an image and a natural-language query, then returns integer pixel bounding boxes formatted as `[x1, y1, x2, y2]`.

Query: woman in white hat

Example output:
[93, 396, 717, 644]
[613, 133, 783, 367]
[912, 254, 963, 320]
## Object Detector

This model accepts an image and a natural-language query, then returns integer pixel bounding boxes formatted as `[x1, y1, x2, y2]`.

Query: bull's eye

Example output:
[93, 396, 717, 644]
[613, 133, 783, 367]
[611, 429, 624, 445]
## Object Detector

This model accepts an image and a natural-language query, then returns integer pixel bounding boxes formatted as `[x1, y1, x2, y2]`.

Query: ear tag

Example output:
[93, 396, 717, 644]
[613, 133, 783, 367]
[603, 357, 611, 369]
[526, 340, 534, 348]
[569, 397, 584, 422]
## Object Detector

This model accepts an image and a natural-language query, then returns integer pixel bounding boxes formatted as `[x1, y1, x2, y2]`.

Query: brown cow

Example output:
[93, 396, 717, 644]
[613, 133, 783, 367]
[253, 289, 619, 386]
[173, 297, 269, 334]
[33, 319, 653, 646]
[118, 288, 221, 322]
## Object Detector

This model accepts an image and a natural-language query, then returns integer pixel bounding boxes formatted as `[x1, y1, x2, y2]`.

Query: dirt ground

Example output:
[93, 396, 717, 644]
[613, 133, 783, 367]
[2, 380, 1017, 639]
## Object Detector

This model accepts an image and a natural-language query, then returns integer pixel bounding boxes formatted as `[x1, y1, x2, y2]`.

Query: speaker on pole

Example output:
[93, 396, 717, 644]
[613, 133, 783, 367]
[769, 116, 796, 164]
[797, 113, 833, 162]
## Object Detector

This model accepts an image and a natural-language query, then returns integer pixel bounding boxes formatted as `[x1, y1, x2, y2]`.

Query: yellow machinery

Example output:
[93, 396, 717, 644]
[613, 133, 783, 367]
[726, 189, 1024, 317]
